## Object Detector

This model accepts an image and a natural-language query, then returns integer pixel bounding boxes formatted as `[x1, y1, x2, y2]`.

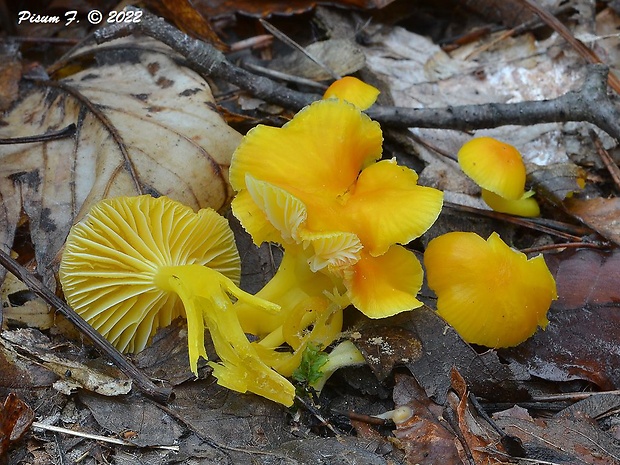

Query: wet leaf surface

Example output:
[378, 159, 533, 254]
[494, 404, 620, 464]
[356, 307, 531, 404]
[501, 249, 620, 390]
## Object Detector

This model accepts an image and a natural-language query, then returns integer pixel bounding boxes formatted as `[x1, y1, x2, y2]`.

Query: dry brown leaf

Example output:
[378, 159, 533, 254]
[391, 373, 462, 465]
[0, 393, 34, 458]
[1, 328, 131, 396]
[449, 369, 508, 465]
[0, 37, 241, 288]
[564, 197, 620, 246]
[195, 0, 396, 18]
[355, 308, 530, 405]
[147, 0, 228, 49]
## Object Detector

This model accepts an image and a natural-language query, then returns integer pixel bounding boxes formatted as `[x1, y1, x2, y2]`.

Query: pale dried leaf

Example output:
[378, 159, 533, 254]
[0, 37, 241, 288]
[269, 39, 366, 80]
[362, 24, 595, 206]
[1, 328, 131, 396]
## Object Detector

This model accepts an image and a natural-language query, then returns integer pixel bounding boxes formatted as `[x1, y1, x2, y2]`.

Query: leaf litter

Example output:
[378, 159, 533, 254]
[0, 35, 240, 290]
[3, 1, 620, 464]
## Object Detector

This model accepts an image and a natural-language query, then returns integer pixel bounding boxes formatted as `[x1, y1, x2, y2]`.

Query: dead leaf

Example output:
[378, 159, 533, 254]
[0, 336, 59, 390]
[269, 39, 366, 80]
[354, 325, 422, 381]
[1, 328, 131, 396]
[494, 404, 620, 463]
[0, 393, 34, 459]
[1, 273, 53, 330]
[356, 307, 531, 405]
[391, 373, 462, 465]
[0, 36, 241, 289]
[134, 317, 204, 386]
[448, 369, 507, 465]
[564, 197, 620, 246]
[557, 393, 620, 422]
[501, 248, 620, 390]
[195, 0, 396, 19]
[79, 391, 183, 448]
[147, 0, 227, 49]
[528, 162, 586, 204]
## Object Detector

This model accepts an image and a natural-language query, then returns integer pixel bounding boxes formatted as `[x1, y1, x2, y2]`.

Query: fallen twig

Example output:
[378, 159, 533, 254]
[366, 65, 620, 140]
[31, 421, 179, 451]
[92, 8, 620, 141]
[0, 249, 172, 403]
[93, 7, 319, 110]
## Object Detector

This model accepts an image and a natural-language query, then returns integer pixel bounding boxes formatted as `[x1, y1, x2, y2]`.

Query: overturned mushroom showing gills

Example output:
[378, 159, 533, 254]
[59, 195, 295, 405]
[424, 231, 557, 348]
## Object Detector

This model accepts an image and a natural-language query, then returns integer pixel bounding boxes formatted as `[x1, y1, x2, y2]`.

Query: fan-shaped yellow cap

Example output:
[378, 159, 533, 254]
[458, 137, 527, 200]
[424, 231, 557, 348]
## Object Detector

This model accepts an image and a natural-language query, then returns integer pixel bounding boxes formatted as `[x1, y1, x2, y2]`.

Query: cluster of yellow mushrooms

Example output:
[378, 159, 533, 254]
[59, 77, 558, 406]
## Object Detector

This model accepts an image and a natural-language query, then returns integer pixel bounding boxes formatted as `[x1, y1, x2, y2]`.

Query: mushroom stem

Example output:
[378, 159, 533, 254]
[310, 340, 366, 393]
[233, 246, 349, 377]
[154, 264, 295, 405]
[154, 264, 279, 374]
[235, 246, 341, 336]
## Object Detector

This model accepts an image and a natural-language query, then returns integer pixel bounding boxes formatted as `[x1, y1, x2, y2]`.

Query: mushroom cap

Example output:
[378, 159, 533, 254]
[59, 195, 240, 353]
[323, 76, 380, 110]
[424, 231, 557, 348]
[458, 137, 527, 200]
[481, 188, 540, 217]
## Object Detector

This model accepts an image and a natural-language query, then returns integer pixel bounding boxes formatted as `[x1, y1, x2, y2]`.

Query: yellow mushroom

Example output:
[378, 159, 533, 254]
[323, 76, 380, 110]
[458, 137, 540, 217]
[423, 231, 557, 347]
[481, 189, 540, 217]
[230, 78, 443, 318]
[59, 195, 295, 406]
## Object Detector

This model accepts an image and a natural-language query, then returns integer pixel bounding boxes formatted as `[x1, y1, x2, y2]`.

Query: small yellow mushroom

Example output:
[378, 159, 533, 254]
[424, 231, 557, 348]
[323, 76, 380, 110]
[458, 137, 540, 217]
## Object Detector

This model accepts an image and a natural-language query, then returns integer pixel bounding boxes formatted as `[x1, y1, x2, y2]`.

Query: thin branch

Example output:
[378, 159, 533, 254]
[93, 8, 319, 110]
[32, 422, 179, 451]
[92, 8, 620, 142]
[366, 65, 620, 140]
[591, 129, 620, 191]
[0, 248, 172, 403]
